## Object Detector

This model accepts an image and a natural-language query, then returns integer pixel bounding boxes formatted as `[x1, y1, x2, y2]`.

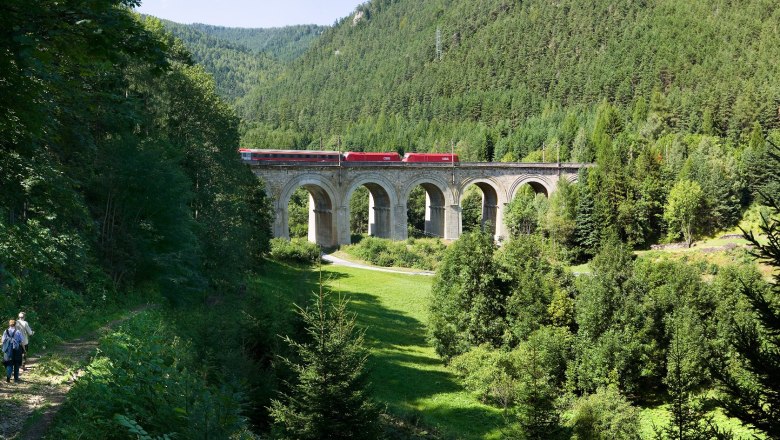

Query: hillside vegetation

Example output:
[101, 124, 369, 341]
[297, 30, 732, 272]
[159, 21, 326, 102]
[238, 0, 780, 155]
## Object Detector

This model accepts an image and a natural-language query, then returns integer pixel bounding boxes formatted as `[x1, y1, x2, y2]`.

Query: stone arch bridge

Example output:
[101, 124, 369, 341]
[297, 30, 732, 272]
[252, 162, 588, 246]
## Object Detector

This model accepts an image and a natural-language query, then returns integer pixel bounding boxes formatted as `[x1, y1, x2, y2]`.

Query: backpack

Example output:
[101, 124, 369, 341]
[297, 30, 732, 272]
[2, 329, 18, 363]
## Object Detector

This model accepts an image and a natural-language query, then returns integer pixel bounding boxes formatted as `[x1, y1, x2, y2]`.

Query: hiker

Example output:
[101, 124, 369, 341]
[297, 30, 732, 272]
[16, 312, 34, 370]
[2, 319, 24, 383]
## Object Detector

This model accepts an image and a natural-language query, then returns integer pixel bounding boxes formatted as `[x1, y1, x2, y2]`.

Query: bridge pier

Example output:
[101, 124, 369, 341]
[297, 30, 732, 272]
[425, 192, 446, 238]
[394, 204, 408, 240]
[336, 206, 350, 246]
[368, 193, 393, 239]
[444, 204, 461, 240]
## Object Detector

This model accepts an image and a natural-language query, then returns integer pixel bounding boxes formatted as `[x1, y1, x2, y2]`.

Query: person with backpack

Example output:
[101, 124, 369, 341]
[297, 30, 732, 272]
[2, 319, 24, 383]
[16, 312, 34, 370]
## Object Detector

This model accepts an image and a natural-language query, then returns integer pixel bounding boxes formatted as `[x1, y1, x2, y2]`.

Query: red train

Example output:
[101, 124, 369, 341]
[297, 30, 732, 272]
[239, 149, 459, 164]
[402, 153, 459, 163]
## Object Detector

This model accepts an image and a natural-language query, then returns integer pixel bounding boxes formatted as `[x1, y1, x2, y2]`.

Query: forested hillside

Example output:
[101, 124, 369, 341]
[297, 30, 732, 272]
[159, 20, 326, 101]
[185, 23, 326, 61]
[238, 0, 780, 154]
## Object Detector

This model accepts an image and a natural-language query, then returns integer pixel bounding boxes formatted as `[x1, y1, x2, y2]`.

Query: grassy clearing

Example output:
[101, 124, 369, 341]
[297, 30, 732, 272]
[322, 265, 504, 439]
[638, 403, 763, 439]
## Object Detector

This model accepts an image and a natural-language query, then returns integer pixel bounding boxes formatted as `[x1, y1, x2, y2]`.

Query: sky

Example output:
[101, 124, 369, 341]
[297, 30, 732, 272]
[135, 0, 365, 28]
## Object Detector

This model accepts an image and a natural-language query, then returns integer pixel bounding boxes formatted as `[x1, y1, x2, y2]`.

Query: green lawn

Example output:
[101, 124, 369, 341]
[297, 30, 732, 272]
[322, 265, 505, 439]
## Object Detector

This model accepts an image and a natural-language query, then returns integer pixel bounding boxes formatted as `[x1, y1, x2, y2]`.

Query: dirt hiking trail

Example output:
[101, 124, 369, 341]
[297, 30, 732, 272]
[0, 304, 154, 440]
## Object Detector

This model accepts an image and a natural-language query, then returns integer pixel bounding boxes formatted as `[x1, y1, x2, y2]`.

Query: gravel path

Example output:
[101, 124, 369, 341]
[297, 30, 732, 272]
[322, 253, 435, 276]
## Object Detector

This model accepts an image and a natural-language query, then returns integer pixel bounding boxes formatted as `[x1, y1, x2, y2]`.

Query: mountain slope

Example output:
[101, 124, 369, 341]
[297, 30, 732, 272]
[237, 0, 780, 155]
[159, 21, 326, 102]
[185, 23, 326, 62]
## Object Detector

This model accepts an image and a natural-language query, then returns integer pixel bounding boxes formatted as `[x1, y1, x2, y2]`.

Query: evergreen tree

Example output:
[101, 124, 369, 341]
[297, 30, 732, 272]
[429, 230, 502, 358]
[712, 193, 780, 437]
[655, 309, 709, 440]
[269, 278, 380, 439]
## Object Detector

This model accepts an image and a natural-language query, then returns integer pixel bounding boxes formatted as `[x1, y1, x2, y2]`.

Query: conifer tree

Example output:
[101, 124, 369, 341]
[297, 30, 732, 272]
[269, 274, 380, 439]
[712, 146, 780, 437]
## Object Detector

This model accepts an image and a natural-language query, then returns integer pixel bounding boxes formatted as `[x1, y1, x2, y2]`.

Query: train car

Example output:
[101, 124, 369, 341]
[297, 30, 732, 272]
[239, 149, 341, 163]
[342, 152, 402, 162]
[402, 153, 459, 163]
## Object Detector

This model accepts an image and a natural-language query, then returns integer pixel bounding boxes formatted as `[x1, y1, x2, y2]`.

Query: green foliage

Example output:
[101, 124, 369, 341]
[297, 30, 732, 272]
[343, 236, 446, 270]
[654, 308, 712, 440]
[565, 385, 642, 440]
[451, 344, 517, 406]
[157, 20, 326, 102]
[269, 289, 380, 439]
[430, 232, 573, 359]
[508, 333, 564, 439]
[571, 239, 718, 397]
[114, 415, 172, 440]
[268, 238, 321, 264]
[0, 2, 272, 320]
[287, 187, 310, 239]
[497, 235, 573, 342]
[50, 311, 251, 439]
[429, 231, 501, 358]
[451, 327, 572, 439]
[181, 23, 326, 61]
[350, 186, 370, 235]
[461, 186, 485, 233]
[712, 198, 780, 437]
[406, 186, 427, 236]
[665, 179, 704, 247]
[504, 186, 549, 237]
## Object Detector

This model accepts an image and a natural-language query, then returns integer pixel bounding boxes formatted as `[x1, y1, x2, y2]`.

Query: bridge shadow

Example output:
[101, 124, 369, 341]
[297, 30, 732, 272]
[322, 270, 504, 439]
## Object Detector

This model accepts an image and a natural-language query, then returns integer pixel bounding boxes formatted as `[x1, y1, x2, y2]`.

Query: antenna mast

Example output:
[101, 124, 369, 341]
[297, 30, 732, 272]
[436, 27, 442, 61]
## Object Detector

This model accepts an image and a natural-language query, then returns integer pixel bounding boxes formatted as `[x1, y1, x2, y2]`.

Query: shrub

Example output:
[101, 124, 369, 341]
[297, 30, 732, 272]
[268, 238, 320, 264]
[343, 236, 446, 270]
[451, 344, 517, 406]
[565, 385, 641, 440]
[50, 311, 252, 439]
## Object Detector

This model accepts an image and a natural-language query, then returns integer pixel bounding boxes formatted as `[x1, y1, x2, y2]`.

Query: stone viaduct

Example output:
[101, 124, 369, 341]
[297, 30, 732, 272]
[251, 162, 588, 247]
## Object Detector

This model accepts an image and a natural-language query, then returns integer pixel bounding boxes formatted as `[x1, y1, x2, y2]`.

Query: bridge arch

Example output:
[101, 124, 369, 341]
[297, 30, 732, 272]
[344, 175, 398, 240]
[401, 177, 454, 239]
[509, 175, 554, 199]
[279, 174, 340, 247]
[458, 178, 507, 238]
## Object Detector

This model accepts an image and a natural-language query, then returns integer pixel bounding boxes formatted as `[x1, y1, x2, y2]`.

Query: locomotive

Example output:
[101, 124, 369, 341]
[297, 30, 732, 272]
[239, 149, 458, 164]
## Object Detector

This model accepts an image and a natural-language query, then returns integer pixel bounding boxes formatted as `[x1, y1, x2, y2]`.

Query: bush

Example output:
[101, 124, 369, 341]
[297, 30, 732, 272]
[268, 238, 321, 264]
[342, 236, 446, 270]
[49, 310, 252, 439]
[451, 344, 517, 406]
[565, 385, 641, 440]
